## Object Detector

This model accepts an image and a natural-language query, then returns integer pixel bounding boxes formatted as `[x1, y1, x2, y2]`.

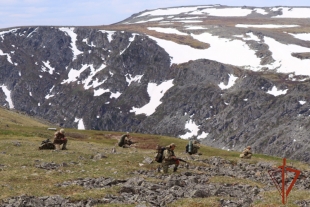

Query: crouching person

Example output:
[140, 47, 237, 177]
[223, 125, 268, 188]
[118, 132, 132, 148]
[186, 140, 201, 155]
[53, 128, 68, 150]
[240, 146, 252, 159]
[162, 143, 179, 173]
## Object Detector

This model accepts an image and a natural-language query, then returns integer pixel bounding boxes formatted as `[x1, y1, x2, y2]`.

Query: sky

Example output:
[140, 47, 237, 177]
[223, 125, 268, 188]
[1, 0, 310, 29]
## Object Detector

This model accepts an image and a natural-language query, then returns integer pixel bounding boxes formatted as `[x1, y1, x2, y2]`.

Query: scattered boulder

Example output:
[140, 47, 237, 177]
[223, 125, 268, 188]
[35, 162, 61, 170]
[91, 153, 107, 160]
[142, 157, 153, 164]
[2, 156, 310, 207]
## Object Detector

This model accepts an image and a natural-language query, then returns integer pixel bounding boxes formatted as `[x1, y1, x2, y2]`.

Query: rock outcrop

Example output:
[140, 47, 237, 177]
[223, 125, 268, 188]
[1, 6, 310, 163]
[1, 157, 309, 207]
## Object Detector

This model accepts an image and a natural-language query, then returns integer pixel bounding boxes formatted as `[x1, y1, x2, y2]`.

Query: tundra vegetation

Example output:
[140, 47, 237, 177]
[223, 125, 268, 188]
[0, 107, 310, 206]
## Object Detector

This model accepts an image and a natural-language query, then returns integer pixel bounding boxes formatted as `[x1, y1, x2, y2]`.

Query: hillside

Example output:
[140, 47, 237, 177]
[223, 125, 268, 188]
[0, 107, 52, 127]
[1, 5, 310, 163]
[0, 109, 310, 206]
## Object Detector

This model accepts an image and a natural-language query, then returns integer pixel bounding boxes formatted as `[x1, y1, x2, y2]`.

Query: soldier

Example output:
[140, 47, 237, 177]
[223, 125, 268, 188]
[240, 146, 252, 159]
[39, 138, 56, 150]
[162, 143, 179, 173]
[53, 128, 68, 150]
[186, 140, 201, 155]
[118, 132, 132, 148]
[192, 140, 201, 154]
[187, 140, 201, 155]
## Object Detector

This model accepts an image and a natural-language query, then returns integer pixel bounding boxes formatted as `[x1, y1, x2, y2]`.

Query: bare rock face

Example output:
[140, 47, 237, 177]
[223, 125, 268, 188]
[1, 5, 310, 163]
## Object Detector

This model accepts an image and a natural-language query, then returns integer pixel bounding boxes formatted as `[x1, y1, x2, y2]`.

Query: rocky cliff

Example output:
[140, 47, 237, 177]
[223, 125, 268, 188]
[1, 5, 310, 162]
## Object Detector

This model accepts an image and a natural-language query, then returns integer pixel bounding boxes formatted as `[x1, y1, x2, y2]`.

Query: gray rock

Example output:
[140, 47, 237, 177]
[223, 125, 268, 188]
[1, 24, 310, 162]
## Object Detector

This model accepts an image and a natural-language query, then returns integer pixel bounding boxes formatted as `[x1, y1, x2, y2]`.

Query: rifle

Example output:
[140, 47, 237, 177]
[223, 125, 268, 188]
[175, 158, 187, 163]
[41, 138, 51, 144]
[128, 140, 137, 145]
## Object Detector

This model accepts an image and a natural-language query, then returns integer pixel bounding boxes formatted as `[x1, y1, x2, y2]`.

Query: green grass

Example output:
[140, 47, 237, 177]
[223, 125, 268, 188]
[0, 107, 309, 206]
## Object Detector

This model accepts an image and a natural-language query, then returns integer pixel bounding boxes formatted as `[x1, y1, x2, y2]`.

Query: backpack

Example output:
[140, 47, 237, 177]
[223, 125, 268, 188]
[185, 144, 189, 153]
[39, 139, 56, 150]
[186, 140, 193, 154]
[155, 145, 166, 163]
[118, 135, 126, 147]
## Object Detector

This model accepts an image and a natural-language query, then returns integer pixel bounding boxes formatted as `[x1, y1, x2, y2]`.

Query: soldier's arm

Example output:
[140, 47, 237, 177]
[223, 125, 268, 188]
[170, 151, 177, 159]
[164, 150, 174, 160]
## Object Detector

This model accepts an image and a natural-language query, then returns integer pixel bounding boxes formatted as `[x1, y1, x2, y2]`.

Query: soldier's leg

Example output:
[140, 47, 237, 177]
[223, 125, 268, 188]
[127, 140, 133, 146]
[173, 160, 180, 172]
[162, 162, 169, 173]
[61, 139, 68, 150]
[157, 164, 161, 172]
[55, 144, 60, 150]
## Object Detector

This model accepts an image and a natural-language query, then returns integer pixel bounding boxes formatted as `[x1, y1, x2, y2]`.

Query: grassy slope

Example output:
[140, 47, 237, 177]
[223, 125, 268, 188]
[0, 107, 309, 207]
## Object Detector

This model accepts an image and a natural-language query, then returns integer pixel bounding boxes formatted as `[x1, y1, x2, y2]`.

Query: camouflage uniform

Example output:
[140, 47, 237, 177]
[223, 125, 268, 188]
[191, 141, 200, 154]
[162, 143, 179, 173]
[118, 133, 132, 148]
[39, 139, 55, 150]
[53, 129, 68, 150]
[186, 141, 200, 155]
[240, 146, 252, 159]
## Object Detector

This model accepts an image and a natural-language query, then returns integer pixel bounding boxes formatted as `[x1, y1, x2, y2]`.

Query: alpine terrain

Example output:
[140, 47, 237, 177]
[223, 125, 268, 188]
[1, 5, 310, 162]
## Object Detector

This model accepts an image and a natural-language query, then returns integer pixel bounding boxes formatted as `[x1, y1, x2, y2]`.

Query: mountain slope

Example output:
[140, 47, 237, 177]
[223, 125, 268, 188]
[0, 111, 310, 206]
[1, 5, 310, 162]
[0, 106, 50, 127]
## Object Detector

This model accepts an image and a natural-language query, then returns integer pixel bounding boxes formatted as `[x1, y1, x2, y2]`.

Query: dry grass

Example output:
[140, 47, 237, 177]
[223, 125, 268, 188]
[0, 108, 309, 206]
[90, 24, 210, 49]
[0, 107, 50, 128]
[253, 190, 310, 207]
[168, 197, 222, 207]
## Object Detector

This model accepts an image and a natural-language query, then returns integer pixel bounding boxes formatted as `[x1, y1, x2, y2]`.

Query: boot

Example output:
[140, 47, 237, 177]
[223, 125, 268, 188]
[55, 144, 60, 150]
[61, 143, 67, 150]
[173, 167, 178, 172]
[163, 166, 168, 173]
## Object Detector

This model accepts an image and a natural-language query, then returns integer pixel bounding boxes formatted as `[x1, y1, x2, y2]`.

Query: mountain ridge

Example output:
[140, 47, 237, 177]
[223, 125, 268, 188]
[1, 5, 310, 162]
